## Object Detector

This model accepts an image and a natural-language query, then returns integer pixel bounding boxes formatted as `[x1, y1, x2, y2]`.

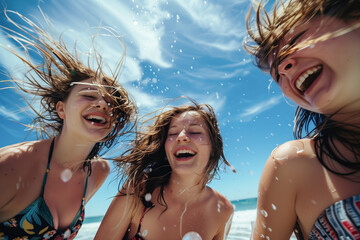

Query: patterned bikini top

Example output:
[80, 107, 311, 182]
[0, 139, 88, 240]
[295, 194, 360, 239]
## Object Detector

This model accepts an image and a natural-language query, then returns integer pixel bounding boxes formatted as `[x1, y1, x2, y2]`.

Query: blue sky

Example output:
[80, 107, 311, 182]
[0, 0, 296, 217]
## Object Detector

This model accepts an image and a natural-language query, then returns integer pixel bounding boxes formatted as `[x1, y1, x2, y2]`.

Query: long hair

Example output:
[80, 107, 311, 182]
[116, 99, 234, 208]
[0, 9, 137, 174]
[244, 0, 360, 177]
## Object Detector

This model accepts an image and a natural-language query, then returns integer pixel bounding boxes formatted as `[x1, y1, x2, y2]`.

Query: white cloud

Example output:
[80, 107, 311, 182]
[174, 0, 240, 37]
[0, 105, 22, 121]
[90, 0, 172, 68]
[239, 95, 283, 120]
[0, 32, 28, 80]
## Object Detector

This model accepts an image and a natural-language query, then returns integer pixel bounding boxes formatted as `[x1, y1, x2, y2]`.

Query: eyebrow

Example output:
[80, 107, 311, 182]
[78, 86, 98, 92]
[169, 122, 204, 129]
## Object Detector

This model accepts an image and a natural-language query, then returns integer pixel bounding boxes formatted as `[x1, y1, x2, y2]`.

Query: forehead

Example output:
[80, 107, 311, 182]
[170, 111, 206, 127]
[71, 78, 115, 93]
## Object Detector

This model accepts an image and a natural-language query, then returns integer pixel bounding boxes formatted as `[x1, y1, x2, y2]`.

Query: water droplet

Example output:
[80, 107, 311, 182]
[217, 203, 221, 212]
[63, 229, 71, 238]
[268, 228, 272, 232]
[142, 229, 148, 236]
[61, 169, 73, 182]
[163, 226, 166, 231]
[145, 193, 152, 202]
[311, 200, 317, 205]
[182, 231, 202, 240]
[271, 204, 277, 210]
[266, 236, 270, 240]
[260, 209, 268, 218]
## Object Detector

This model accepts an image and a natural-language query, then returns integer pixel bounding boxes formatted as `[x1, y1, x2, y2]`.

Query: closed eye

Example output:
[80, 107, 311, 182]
[289, 31, 306, 46]
[83, 95, 97, 100]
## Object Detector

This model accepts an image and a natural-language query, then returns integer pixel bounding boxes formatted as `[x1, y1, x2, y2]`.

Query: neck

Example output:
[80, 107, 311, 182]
[165, 173, 205, 203]
[52, 133, 96, 171]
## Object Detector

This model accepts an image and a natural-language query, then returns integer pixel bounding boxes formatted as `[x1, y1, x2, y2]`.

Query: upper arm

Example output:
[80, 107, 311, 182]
[214, 193, 235, 240]
[86, 158, 111, 201]
[0, 145, 23, 210]
[94, 190, 137, 240]
[253, 141, 304, 240]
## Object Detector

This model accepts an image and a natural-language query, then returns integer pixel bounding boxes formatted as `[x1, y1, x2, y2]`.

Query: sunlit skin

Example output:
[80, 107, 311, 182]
[95, 111, 234, 240]
[253, 17, 360, 240]
[0, 79, 112, 229]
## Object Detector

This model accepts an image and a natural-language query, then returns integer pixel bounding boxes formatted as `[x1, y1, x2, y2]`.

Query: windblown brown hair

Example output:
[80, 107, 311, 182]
[116, 99, 235, 208]
[244, 0, 360, 177]
[0, 9, 137, 174]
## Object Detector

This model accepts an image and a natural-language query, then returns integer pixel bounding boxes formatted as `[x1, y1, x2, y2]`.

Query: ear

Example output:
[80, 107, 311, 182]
[56, 101, 66, 119]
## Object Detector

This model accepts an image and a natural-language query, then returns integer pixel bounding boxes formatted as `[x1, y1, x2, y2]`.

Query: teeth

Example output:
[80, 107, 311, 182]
[295, 65, 322, 92]
[175, 149, 195, 156]
[86, 115, 106, 124]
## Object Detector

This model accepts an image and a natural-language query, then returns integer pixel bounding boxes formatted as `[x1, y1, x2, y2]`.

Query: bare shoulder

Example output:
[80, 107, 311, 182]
[206, 187, 234, 218]
[0, 139, 49, 172]
[253, 139, 318, 239]
[91, 157, 111, 179]
[267, 139, 317, 175]
[0, 139, 50, 213]
[85, 158, 110, 201]
[271, 139, 315, 163]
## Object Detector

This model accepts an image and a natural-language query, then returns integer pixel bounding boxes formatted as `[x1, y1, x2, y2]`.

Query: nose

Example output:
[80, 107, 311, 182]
[94, 98, 110, 111]
[176, 129, 190, 143]
[277, 57, 296, 78]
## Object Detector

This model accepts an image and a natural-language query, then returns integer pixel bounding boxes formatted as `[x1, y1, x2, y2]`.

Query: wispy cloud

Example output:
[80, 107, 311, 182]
[174, 0, 241, 37]
[238, 95, 283, 121]
[0, 105, 22, 121]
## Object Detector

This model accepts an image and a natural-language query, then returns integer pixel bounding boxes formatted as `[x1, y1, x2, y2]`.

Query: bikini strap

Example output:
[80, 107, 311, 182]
[41, 138, 55, 196]
[136, 207, 148, 233]
[83, 172, 89, 199]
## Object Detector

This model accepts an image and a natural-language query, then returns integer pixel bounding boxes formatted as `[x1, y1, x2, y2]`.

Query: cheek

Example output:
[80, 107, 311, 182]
[278, 81, 294, 99]
[164, 139, 172, 153]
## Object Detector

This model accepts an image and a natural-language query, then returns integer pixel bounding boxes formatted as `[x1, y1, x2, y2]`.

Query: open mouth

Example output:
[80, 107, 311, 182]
[174, 149, 196, 160]
[84, 114, 107, 125]
[295, 65, 323, 94]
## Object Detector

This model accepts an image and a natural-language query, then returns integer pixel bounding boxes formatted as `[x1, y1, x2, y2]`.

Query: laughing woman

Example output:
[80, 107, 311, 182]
[0, 10, 136, 239]
[95, 102, 235, 240]
[244, 0, 360, 239]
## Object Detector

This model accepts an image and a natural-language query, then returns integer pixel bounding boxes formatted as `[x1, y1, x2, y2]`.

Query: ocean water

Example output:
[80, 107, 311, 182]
[76, 198, 295, 239]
